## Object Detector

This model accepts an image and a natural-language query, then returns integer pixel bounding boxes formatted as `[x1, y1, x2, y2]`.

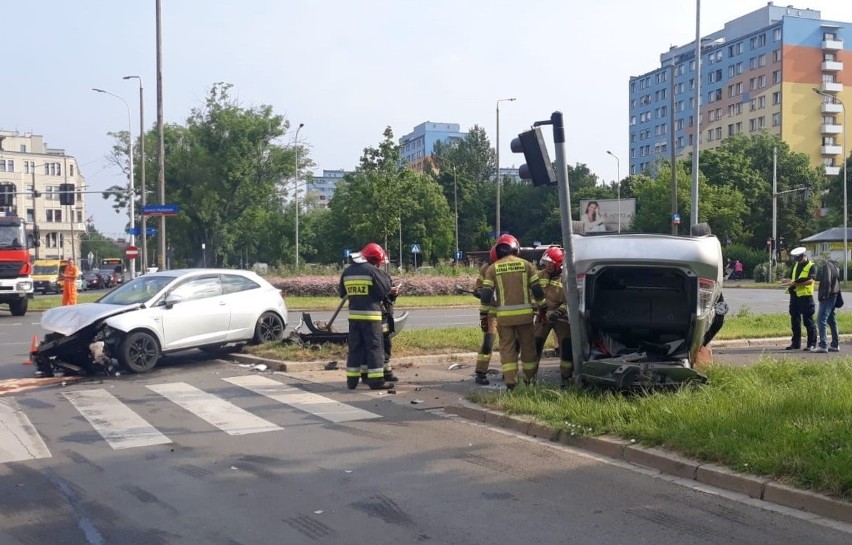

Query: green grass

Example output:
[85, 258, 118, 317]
[469, 360, 852, 501]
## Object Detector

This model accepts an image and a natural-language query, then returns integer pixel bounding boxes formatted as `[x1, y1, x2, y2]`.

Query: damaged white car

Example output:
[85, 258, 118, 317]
[33, 269, 287, 376]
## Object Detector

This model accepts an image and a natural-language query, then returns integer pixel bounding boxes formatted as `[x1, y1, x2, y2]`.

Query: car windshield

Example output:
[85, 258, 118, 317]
[98, 275, 176, 305]
[33, 265, 59, 275]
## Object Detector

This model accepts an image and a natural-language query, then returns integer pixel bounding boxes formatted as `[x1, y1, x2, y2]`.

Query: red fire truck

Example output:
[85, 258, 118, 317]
[0, 215, 35, 316]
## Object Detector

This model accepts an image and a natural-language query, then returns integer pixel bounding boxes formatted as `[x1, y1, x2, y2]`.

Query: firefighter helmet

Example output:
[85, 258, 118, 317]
[360, 242, 388, 265]
[540, 246, 564, 268]
[488, 245, 497, 263]
[495, 234, 520, 259]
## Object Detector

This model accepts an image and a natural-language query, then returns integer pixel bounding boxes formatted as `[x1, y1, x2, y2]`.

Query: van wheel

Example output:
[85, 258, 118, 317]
[9, 298, 27, 316]
[118, 331, 160, 373]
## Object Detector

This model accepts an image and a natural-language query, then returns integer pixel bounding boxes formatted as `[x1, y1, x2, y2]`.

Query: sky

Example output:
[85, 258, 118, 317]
[5, 0, 852, 237]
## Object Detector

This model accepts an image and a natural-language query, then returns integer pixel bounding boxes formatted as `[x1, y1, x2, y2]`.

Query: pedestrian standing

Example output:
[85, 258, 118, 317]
[733, 260, 744, 280]
[531, 246, 573, 387]
[814, 258, 842, 353]
[61, 258, 78, 306]
[782, 247, 817, 351]
[473, 245, 498, 385]
[339, 243, 395, 390]
[479, 234, 545, 390]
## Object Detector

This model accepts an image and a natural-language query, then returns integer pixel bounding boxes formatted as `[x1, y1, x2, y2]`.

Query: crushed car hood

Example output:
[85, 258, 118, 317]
[41, 303, 140, 336]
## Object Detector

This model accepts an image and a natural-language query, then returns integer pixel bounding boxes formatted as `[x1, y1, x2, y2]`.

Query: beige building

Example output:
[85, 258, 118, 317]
[0, 130, 87, 261]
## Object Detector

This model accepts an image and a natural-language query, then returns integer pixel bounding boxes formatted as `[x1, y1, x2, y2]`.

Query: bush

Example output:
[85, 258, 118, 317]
[724, 243, 772, 280]
[270, 273, 480, 297]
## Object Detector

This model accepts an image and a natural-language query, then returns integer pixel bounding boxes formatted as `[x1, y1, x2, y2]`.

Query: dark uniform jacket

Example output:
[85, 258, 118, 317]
[338, 262, 392, 322]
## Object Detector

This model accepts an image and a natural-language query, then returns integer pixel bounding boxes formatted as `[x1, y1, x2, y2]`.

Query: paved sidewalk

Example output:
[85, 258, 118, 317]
[228, 344, 852, 527]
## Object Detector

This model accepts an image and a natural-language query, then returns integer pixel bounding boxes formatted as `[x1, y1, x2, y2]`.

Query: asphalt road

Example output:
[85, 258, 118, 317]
[1, 359, 849, 544]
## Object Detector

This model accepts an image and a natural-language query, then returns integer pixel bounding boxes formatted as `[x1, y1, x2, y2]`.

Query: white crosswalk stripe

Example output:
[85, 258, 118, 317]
[0, 397, 52, 463]
[223, 375, 381, 423]
[63, 389, 172, 450]
[1, 376, 379, 460]
[147, 382, 282, 436]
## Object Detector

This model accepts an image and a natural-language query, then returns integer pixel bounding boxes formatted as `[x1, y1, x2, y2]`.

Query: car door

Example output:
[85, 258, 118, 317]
[159, 275, 230, 350]
[219, 273, 265, 341]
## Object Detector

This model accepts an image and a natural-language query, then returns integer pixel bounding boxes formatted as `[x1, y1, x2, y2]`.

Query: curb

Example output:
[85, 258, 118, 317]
[444, 401, 852, 525]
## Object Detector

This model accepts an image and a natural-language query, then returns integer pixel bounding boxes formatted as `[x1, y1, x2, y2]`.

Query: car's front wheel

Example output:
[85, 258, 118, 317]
[254, 312, 285, 344]
[118, 331, 160, 373]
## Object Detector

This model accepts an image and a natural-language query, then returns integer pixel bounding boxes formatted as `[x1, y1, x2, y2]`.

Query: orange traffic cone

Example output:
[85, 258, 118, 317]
[23, 334, 38, 365]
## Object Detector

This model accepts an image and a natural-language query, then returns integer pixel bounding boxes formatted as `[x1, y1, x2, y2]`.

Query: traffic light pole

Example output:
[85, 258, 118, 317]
[538, 111, 585, 383]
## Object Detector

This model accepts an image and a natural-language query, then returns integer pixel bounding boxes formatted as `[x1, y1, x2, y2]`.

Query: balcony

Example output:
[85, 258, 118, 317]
[821, 82, 843, 93]
[826, 166, 841, 176]
[822, 39, 843, 51]
[822, 60, 844, 71]
[822, 102, 844, 114]
[821, 145, 843, 155]
[821, 123, 843, 135]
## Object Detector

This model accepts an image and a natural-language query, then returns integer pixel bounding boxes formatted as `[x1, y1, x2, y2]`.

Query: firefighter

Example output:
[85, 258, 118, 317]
[479, 234, 545, 390]
[339, 243, 395, 390]
[61, 258, 79, 306]
[473, 245, 498, 385]
[380, 282, 401, 382]
[532, 246, 573, 386]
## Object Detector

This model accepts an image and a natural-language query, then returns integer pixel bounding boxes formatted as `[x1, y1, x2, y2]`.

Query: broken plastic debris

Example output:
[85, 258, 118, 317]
[230, 466, 239, 470]
[324, 361, 339, 370]
[250, 364, 268, 372]
[239, 364, 252, 368]
[448, 363, 466, 371]
[314, 510, 323, 514]
[411, 399, 423, 404]
[344, 470, 352, 473]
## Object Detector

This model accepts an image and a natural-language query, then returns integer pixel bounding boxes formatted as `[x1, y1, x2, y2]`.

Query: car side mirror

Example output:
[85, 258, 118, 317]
[164, 293, 182, 308]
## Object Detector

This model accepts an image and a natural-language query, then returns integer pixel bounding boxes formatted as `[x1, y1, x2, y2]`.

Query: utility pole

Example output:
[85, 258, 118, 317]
[690, 0, 702, 227]
[156, 0, 167, 269]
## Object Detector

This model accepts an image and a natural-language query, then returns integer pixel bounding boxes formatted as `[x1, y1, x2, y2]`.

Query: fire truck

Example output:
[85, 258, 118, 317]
[0, 215, 35, 316]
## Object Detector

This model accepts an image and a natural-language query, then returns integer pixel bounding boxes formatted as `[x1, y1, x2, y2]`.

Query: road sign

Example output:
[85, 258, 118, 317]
[672, 213, 681, 225]
[343, 248, 351, 258]
[454, 250, 463, 261]
[141, 204, 179, 216]
[411, 243, 421, 254]
[145, 227, 158, 236]
[125, 245, 139, 259]
[125, 227, 141, 236]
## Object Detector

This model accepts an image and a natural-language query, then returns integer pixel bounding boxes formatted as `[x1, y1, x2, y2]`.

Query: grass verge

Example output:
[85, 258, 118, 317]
[469, 359, 852, 502]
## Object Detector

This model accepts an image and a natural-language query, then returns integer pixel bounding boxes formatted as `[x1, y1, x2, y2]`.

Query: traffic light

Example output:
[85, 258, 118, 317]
[510, 127, 557, 187]
[59, 183, 75, 205]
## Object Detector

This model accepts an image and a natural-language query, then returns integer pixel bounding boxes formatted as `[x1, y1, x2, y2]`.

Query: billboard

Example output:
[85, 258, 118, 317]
[578, 198, 636, 233]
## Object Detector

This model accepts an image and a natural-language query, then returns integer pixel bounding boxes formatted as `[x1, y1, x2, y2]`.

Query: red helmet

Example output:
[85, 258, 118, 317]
[495, 234, 520, 258]
[540, 246, 564, 268]
[488, 245, 497, 263]
[360, 242, 387, 266]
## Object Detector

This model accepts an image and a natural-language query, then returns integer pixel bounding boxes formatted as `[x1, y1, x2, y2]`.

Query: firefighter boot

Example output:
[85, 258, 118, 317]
[474, 372, 490, 385]
[347, 377, 360, 390]
[369, 381, 395, 390]
[383, 370, 399, 382]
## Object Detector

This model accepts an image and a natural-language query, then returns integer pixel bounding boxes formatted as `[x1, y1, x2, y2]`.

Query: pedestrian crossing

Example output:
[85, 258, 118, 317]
[0, 375, 381, 464]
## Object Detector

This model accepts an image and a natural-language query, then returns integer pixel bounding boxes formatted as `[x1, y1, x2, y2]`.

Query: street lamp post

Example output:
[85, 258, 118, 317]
[93, 88, 136, 280]
[495, 97, 516, 237]
[606, 150, 622, 232]
[123, 75, 146, 271]
[814, 87, 848, 282]
[439, 158, 459, 261]
[294, 123, 304, 270]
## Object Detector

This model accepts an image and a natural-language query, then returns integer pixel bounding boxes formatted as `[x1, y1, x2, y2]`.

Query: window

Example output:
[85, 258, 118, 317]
[759, 54, 767, 67]
[46, 232, 62, 248]
[772, 112, 781, 127]
[824, 32, 836, 41]
[0, 160, 6, 172]
[758, 75, 766, 88]
[46, 209, 62, 222]
[20, 144, 27, 152]
[221, 274, 260, 295]
[773, 49, 781, 62]
[823, 73, 836, 83]
[749, 57, 758, 69]
[45, 185, 59, 201]
[171, 276, 223, 302]
[772, 91, 781, 105]
[774, 28, 781, 41]
[715, 127, 722, 139]
[70, 164, 74, 176]
[773, 70, 781, 84]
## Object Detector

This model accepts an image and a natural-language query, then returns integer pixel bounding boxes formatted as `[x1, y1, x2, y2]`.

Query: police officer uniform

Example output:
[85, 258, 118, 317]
[784, 247, 817, 350]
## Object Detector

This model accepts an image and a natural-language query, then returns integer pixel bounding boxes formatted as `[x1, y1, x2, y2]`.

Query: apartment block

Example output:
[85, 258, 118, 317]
[0, 130, 87, 260]
[629, 2, 850, 176]
[400, 122, 465, 171]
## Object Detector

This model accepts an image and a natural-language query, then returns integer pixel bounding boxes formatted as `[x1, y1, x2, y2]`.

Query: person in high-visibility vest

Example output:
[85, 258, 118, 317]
[782, 247, 816, 350]
[61, 258, 79, 306]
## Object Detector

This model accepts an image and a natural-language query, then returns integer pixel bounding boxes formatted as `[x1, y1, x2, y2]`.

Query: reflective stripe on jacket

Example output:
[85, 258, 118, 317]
[791, 261, 815, 297]
[482, 255, 544, 326]
[339, 263, 392, 321]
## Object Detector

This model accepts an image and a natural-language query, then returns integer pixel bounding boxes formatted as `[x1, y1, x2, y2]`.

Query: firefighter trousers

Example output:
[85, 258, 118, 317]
[346, 320, 385, 388]
[497, 322, 537, 387]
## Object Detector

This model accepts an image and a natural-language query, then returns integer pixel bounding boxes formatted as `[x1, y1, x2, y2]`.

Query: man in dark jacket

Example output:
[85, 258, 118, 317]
[814, 258, 842, 353]
[339, 243, 395, 390]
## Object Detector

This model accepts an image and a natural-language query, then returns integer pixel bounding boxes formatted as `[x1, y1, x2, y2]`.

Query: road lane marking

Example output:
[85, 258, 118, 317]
[224, 375, 381, 423]
[0, 398, 52, 462]
[63, 389, 171, 450]
[148, 382, 282, 435]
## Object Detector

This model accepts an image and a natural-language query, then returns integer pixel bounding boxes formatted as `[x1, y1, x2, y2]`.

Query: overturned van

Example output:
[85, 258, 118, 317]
[571, 226, 726, 389]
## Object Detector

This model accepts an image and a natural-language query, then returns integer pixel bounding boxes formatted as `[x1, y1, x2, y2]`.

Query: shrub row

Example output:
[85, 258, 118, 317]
[270, 274, 480, 297]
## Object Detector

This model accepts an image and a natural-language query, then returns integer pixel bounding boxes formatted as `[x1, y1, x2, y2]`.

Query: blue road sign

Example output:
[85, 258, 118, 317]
[673, 213, 681, 225]
[454, 250, 463, 261]
[343, 248, 351, 258]
[145, 227, 158, 236]
[411, 243, 421, 254]
[142, 204, 180, 216]
[125, 227, 141, 236]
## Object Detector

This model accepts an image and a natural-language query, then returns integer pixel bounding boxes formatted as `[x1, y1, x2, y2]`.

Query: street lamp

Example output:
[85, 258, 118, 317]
[606, 150, 622, 233]
[495, 97, 516, 237]
[294, 123, 304, 270]
[93, 87, 136, 280]
[123, 75, 147, 271]
[439, 158, 459, 261]
[813, 87, 848, 282]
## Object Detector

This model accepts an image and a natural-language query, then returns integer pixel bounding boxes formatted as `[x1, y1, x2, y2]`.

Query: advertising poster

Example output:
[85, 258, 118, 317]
[578, 198, 636, 233]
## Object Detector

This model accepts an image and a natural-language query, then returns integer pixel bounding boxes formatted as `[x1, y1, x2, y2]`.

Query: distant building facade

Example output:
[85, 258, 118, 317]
[304, 169, 350, 210]
[0, 130, 87, 260]
[628, 3, 850, 176]
[400, 122, 466, 171]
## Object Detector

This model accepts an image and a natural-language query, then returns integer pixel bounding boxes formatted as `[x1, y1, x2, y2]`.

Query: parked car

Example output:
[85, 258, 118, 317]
[33, 269, 287, 375]
[83, 271, 105, 290]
